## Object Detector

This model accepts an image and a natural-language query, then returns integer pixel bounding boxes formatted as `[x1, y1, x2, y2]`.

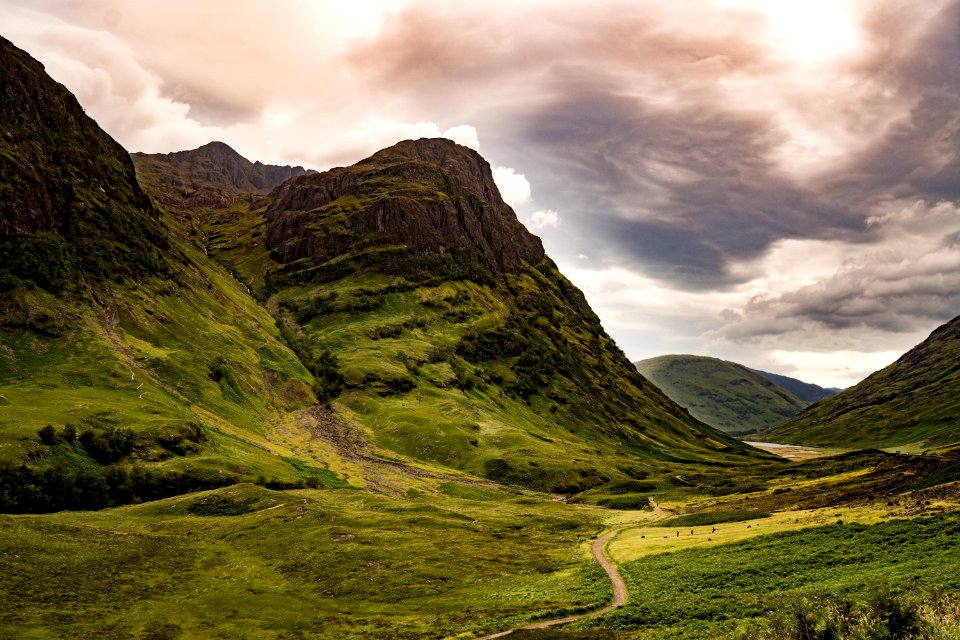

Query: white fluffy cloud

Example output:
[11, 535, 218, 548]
[442, 125, 480, 151]
[529, 209, 561, 229]
[491, 166, 532, 207]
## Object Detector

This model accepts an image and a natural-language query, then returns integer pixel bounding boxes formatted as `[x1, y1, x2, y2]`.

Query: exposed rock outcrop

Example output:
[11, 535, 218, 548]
[264, 138, 545, 275]
[131, 141, 312, 206]
[0, 35, 166, 287]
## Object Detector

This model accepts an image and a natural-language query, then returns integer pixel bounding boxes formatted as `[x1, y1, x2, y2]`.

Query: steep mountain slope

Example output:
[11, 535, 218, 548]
[751, 368, 841, 403]
[272, 139, 776, 488]
[144, 137, 768, 493]
[635, 355, 808, 435]
[761, 316, 960, 450]
[0, 35, 334, 511]
[0, 32, 765, 510]
[0, 35, 167, 289]
[131, 141, 311, 208]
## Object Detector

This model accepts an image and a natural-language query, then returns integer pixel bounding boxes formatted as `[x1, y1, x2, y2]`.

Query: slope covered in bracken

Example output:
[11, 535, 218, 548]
[761, 316, 960, 450]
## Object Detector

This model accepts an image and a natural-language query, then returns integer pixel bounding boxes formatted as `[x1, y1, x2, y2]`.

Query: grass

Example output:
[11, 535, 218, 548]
[0, 483, 608, 639]
[590, 513, 960, 638]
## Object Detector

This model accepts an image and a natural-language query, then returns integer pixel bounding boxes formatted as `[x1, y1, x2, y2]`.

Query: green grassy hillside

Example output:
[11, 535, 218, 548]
[634, 355, 808, 436]
[760, 316, 960, 450]
[0, 35, 336, 511]
[0, 210, 339, 510]
[172, 138, 770, 494]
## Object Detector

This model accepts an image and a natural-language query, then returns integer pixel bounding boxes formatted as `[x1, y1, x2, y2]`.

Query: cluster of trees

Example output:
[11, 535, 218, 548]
[37, 422, 136, 463]
[456, 309, 574, 398]
[0, 422, 215, 513]
[36, 421, 205, 463]
[0, 459, 234, 513]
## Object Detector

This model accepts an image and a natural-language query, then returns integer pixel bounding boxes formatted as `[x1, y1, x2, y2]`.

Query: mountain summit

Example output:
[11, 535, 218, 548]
[265, 138, 544, 275]
[131, 141, 311, 208]
[242, 137, 766, 491]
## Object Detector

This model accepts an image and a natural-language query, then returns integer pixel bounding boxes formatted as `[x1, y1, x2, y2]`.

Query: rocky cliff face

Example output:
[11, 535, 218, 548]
[264, 138, 545, 276]
[131, 141, 312, 208]
[0, 35, 166, 288]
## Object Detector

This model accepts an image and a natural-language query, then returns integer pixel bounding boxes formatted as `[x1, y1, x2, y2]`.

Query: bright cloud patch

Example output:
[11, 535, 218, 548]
[529, 209, 560, 229]
[767, 350, 903, 389]
[442, 125, 479, 150]
[492, 166, 531, 207]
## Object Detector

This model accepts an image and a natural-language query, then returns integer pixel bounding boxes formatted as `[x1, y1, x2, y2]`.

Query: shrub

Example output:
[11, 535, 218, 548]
[309, 349, 345, 402]
[37, 424, 58, 445]
[208, 355, 228, 382]
[760, 590, 939, 640]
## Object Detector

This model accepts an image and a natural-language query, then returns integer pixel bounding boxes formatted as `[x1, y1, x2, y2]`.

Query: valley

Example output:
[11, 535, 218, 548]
[2, 31, 960, 640]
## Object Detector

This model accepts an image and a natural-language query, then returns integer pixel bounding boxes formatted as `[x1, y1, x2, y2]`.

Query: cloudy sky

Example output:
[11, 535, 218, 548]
[4, 0, 960, 387]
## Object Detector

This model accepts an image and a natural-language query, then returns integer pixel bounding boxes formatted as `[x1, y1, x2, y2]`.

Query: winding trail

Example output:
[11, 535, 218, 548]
[476, 529, 627, 639]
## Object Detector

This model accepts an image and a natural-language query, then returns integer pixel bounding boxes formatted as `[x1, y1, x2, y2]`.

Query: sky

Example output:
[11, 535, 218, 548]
[3, 0, 960, 388]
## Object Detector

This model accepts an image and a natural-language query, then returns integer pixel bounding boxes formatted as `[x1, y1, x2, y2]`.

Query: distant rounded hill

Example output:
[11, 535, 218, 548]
[634, 355, 834, 436]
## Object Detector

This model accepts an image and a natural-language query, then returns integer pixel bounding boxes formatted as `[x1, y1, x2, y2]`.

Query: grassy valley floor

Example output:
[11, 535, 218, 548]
[5, 452, 960, 639]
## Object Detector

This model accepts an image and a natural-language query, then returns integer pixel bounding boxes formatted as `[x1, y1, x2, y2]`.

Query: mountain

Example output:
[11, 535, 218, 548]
[750, 368, 841, 403]
[152, 136, 768, 493]
[0, 35, 167, 290]
[131, 141, 311, 208]
[760, 316, 960, 450]
[0, 30, 765, 514]
[9, 32, 960, 640]
[0, 35, 325, 512]
[634, 355, 809, 435]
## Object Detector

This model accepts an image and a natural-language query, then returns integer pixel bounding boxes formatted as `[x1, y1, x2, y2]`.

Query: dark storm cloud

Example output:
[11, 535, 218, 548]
[493, 0, 960, 310]
[510, 89, 860, 289]
[831, 3, 960, 202]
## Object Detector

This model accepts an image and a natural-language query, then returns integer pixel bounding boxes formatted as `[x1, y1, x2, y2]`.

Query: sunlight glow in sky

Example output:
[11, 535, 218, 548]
[726, 0, 864, 65]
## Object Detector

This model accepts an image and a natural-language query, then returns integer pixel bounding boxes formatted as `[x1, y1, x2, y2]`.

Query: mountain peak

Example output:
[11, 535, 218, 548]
[132, 141, 312, 201]
[369, 137, 479, 163]
[195, 140, 239, 154]
[265, 138, 544, 275]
